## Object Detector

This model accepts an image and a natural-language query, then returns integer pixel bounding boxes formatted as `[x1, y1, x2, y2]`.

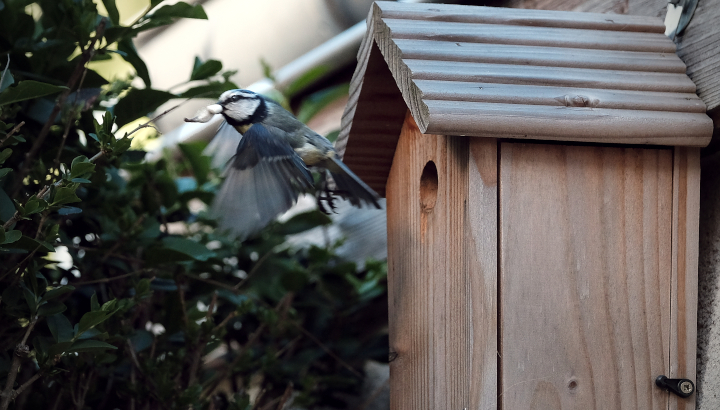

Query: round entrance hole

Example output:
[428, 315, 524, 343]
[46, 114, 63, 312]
[420, 161, 438, 213]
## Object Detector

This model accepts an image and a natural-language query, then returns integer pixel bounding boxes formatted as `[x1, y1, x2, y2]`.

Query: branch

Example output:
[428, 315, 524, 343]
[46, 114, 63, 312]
[11, 19, 107, 198]
[0, 316, 38, 410]
[72, 270, 152, 286]
[0, 121, 25, 147]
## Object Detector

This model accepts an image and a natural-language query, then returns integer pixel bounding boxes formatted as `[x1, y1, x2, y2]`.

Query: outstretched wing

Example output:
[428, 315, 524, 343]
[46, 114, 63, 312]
[212, 123, 314, 240]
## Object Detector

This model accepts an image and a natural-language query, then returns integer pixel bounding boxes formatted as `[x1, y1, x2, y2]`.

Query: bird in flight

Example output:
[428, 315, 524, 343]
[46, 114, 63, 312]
[185, 89, 381, 240]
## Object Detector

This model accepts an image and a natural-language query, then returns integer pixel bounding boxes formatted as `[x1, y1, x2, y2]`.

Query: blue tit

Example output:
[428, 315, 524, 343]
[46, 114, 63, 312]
[186, 89, 381, 240]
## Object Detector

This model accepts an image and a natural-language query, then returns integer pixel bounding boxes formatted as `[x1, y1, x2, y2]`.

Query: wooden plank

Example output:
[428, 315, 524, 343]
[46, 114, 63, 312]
[386, 112, 497, 409]
[499, 142, 673, 409]
[414, 80, 706, 113]
[425, 101, 713, 147]
[468, 137, 499, 410]
[669, 147, 701, 410]
[405, 60, 696, 93]
[375, 1, 666, 32]
[394, 39, 687, 73]
[383, 18, 676, 52]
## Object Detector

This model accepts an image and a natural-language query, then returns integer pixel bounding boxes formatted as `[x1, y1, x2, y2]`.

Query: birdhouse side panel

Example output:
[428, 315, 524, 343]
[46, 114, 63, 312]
[670, 147, 700, 410]
[386, 112, 498, 409]
[499, 142, 674, 409]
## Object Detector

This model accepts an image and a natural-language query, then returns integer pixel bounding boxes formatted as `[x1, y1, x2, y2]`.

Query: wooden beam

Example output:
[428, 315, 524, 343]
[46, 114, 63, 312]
[386, 112, 498, 409]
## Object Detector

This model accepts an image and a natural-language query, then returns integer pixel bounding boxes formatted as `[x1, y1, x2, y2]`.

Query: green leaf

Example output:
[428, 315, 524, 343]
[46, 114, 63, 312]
[0, 168, 10, 178]
[0, 65, 13, 93]
[1, 229, 21, 244]
[178, 141, 210, 184]
[113, 88, 175, 127]
[70, 156, 95, 178]
[38, 301, 67, 316]
[47, 341, 73, 359]
[162, 236, 215, 261]
[90, 292, 100, 311]
[284, 65, 329, 98]
[71, 178, 91, 183]
[0, 148, 11, 163]
[179, 81, 237, 99]
[22, 283, 37, 314]
[151, 2, 208, 19]
[273, 210, 332, 235]
[0, 80, 67, 106]
[77, 311, 112, 337]
[52, 187, 81, 206]
[296, 83, 350, 124]
[101, 299, 117, 312]
[101, 0, 120, 25]
[47, 313, 74, 343]
[0, 188, 14, 225]
[67, 339, 117, 353]
[191, 58, 222, 81]
[7, 235, 54, 252]
[117, 39, 151, 87]
[40, 285, 75, 302]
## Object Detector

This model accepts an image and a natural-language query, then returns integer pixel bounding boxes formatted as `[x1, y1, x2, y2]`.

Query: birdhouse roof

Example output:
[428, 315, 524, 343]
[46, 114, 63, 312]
[336, 1, 713, 196]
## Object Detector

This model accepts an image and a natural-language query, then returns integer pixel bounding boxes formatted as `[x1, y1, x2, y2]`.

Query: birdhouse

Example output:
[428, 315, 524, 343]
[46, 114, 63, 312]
[336, 2, 714, 409]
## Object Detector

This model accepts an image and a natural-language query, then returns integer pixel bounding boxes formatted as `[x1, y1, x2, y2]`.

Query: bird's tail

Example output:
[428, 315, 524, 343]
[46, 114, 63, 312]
[326, 157, 381, 209]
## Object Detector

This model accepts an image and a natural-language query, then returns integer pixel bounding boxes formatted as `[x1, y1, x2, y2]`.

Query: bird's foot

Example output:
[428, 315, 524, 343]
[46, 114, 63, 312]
[316, 189, 348, 214]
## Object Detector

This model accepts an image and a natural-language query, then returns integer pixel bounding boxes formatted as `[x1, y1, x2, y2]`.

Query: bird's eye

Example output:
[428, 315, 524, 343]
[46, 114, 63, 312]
[230, 95, 242, 102]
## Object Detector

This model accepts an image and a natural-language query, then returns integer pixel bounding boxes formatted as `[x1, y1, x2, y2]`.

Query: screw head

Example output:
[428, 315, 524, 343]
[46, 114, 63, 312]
[680, 381, 694, 394]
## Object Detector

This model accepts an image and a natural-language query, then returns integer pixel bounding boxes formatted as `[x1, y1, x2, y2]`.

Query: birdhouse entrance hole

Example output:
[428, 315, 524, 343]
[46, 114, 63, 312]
[419, 160, 438, 213]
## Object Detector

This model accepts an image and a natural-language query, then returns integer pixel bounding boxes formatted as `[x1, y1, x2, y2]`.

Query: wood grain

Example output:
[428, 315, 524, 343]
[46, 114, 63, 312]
[499, 142, 673, 409]
[386, 112, 498, 409]
[670, 147, 701, 410]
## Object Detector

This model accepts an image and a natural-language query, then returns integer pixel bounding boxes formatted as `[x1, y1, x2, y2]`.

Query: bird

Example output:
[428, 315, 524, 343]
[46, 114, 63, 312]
[185, 89, 381, 240]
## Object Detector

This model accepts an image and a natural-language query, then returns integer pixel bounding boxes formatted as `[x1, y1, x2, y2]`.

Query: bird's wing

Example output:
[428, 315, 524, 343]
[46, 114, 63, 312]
[203, 121, 243, 169]
[212, 123, 314, 240]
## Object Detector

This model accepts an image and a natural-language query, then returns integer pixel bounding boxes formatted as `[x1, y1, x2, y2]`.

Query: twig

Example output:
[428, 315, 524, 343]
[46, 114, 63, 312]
[233, 251, 272, 290]
[53, 109, 78, 166]
[291, 323, 362, 378]
[0, 316, 38, 410]
[275, 383, 293, 410]
[72, 269, 151, 285]
[182, 271, 239, 294]
[11, 20, 107, 198]
[212, 311, 236, 333]
[177, 275, 190, 329]
[0, 121, 24, 147]
[0, 245, 42, 282]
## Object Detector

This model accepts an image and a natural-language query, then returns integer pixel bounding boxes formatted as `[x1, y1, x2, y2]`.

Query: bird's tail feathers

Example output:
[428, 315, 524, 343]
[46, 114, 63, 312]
[327, 157, 381, 209]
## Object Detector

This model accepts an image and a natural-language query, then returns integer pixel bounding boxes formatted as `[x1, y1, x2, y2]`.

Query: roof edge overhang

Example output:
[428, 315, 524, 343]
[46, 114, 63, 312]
[337, 1, 715, 195]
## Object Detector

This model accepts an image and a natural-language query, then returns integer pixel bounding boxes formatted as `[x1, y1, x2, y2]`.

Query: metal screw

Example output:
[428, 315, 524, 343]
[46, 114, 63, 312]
[680, 381, 694, 394]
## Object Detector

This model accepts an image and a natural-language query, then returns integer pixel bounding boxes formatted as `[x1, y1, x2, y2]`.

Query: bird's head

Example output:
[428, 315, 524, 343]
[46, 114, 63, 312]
[185, 89, 267, 127]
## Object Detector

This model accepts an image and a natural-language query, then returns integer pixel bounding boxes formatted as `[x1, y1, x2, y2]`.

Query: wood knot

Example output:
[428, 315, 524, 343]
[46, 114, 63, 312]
[560, 95, 599, 108]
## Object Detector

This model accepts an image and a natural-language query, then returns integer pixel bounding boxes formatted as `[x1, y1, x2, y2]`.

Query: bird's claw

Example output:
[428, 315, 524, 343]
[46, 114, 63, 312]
[316, 189, 349, 214]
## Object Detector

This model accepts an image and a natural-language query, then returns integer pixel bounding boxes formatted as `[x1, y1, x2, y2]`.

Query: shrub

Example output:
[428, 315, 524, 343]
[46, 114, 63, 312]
[0, 2, 387, 409]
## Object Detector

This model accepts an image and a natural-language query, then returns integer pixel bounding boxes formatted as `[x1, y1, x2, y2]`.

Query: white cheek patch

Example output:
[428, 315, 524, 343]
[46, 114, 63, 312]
[225, 99, 261, 122]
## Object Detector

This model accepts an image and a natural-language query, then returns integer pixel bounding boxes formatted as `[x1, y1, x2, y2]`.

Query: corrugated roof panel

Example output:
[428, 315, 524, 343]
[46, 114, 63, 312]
[394, 40, 687, 73]
[336, 1, 714, 196]
[384, 19, 676, 52]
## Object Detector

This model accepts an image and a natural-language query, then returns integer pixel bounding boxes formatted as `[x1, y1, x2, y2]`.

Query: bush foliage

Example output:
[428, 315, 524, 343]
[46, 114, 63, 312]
[0, 1, 388, 409]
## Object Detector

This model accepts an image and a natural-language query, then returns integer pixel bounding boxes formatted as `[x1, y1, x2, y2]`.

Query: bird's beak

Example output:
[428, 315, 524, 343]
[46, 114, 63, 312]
[184, 104, 223, 123]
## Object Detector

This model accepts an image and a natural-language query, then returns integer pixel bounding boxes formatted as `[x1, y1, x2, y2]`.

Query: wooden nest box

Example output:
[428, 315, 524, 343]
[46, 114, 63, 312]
[336, 2, 714, 409]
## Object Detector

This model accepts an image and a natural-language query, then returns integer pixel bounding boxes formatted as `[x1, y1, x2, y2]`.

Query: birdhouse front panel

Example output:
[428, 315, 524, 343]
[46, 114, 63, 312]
[338, 2, 709, 409]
